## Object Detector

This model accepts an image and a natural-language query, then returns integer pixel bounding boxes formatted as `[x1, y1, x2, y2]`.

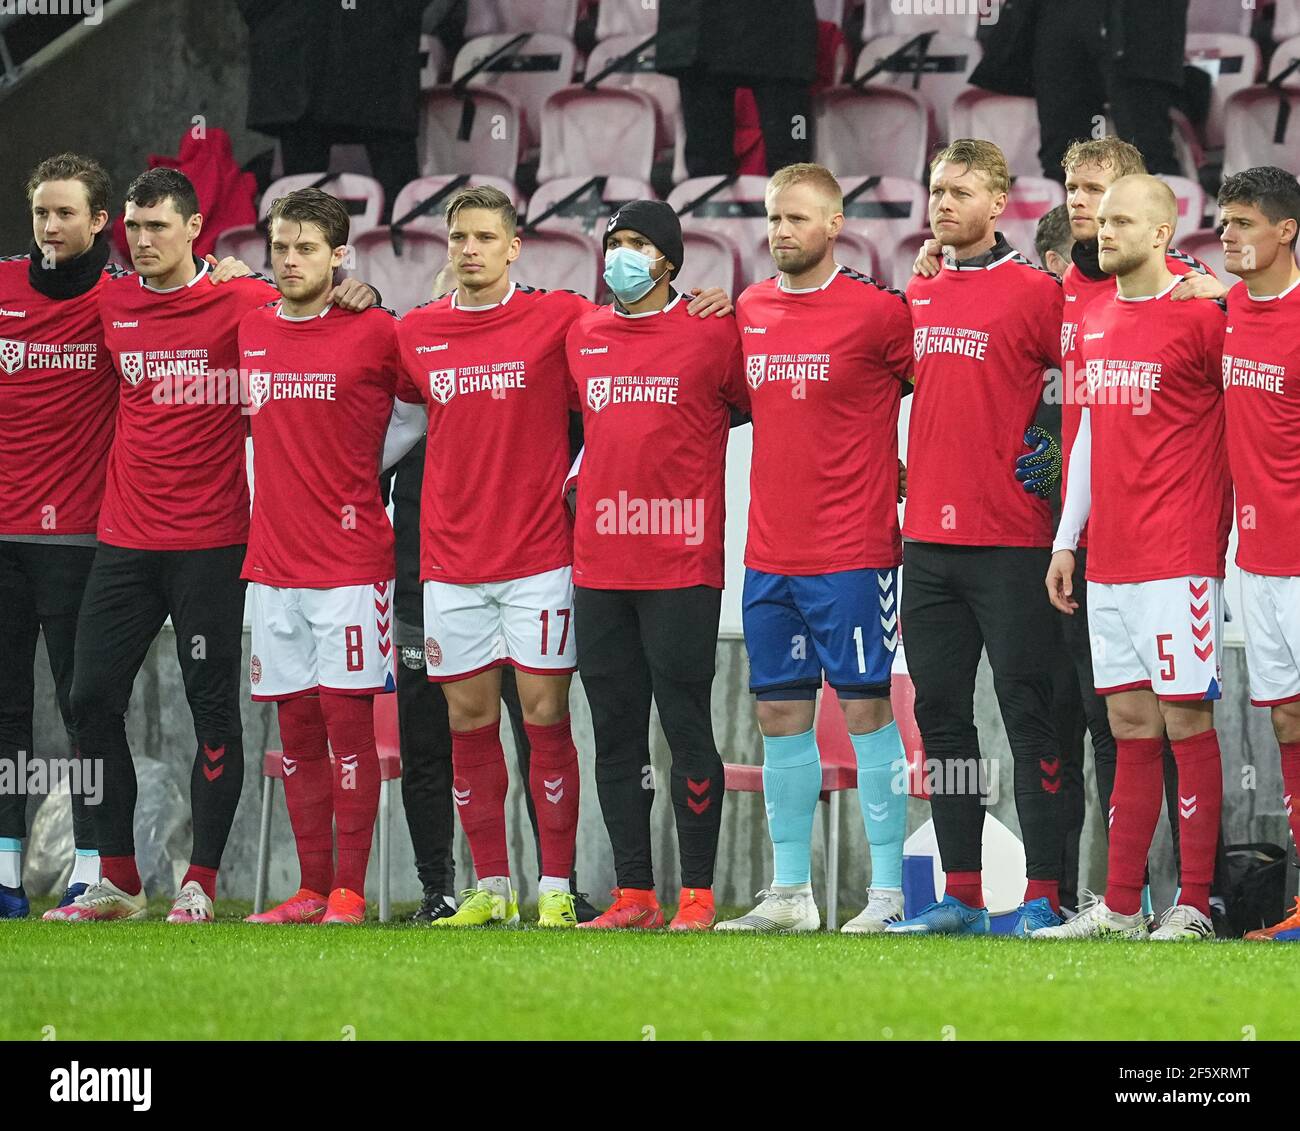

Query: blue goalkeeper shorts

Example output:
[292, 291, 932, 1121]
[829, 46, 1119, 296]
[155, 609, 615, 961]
[741, 567, 898, 699]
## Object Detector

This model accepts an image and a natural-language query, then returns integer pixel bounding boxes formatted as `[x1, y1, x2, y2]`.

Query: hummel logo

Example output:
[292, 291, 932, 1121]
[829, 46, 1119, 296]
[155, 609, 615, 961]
[1286, 793, 1293, 816]
[579, 345, 609, 354]
[867, 801, 889, 822]
[1225, 325, 1234, 333]
[1064, 294, 1077, 302]
[743, 326, 767, 333]
[111, 320, 138, 328]
[1083, 332, 1105, 341]
[453, 786, 471, 808]
[416, 343, 449, 353]
[243, 348, 266, 357]
[0, 307, 26, 317]
[543, 776, 565, 804]
[1179, 793, 1198, 819]
[910, 298, 931, 306]
[282, 756, 297, 778]
[1108, 804, 1116, 828]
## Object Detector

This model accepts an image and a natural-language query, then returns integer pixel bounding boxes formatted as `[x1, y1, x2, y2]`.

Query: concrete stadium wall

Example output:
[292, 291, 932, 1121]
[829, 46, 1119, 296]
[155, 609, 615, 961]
[25, 630, 1294, 913]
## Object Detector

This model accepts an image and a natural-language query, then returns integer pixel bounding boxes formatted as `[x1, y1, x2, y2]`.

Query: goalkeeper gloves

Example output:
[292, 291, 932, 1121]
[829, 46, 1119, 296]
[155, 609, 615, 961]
[1015, 425, 1061, 497]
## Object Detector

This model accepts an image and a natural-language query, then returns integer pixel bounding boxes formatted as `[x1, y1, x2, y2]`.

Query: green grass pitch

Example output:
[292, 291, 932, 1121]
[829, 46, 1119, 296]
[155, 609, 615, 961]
[2, 899, 1295, 1041]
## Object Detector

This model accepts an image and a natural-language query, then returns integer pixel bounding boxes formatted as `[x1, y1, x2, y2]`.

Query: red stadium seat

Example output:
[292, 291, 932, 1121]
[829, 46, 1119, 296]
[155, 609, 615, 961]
[418, 87, 524, 181]
[1222, 87, 1300, 176]
[852, 33, 982, 140]
[1184, 32, 1261, 149]
[514, 228, 604, 300]
[584, 34, 682, 154]
[814, 87, 930, 180]
[948, 88, 1042, 178]
[252, 692, 402, 923]
[452, 33, 578, 151]
[349, 228, 446, 315]
[465, 0, 579, 38]
[1188, 0, 1252, 35]
[261, 173, 385, 235]
[525, 175, 655, 236]
[595, 0, 659, 40]
[667, 175, 773, 287]
[838, 175, 929, 257]
[536, 87, 658, 183]
[1158, 174, 1209, 244]
[998, 176, 1066, 261]
[676, 229, 745, 299]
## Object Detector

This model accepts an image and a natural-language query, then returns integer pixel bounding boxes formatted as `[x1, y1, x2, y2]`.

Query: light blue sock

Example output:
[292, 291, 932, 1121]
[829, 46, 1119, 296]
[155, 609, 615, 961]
[762, 728, 822, 886]
[1141, 884, 1154, 918]
[851, 721, 907, 890]
[0, 838, 21, 889]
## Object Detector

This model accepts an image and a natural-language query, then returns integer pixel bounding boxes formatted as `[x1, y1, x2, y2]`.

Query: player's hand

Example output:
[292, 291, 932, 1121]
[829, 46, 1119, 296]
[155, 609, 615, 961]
[897, 458, 907, 503]
[1169, 273, 1228, 302]
[912, 237, 943, 278]
[686, 286, 733, 317]
[1015, 425, 1061, 497]
[1046, 549, 1078, 614]
[329, 277, 378, 311]
[205, 254, 252, 283]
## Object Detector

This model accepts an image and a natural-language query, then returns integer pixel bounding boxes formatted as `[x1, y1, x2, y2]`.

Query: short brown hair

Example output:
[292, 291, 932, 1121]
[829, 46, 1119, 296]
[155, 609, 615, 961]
[766, 163, 844, 213]
[267, 187, 351, 248]
[26, 152, 112, 217]
[445, 185, 517, 238]
[1062, 137, 1146, 179]
[930, 139, 1011, 196]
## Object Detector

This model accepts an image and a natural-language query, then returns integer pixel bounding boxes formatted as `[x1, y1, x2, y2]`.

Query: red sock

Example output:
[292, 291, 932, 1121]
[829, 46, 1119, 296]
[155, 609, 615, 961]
[182, 864, 218, 901]
[1171, 728, 1223, 916]
[1105, 737, 1165, 916]
[525, 717, 580, 880]
[101, 854, 141, 896]
[1024, 879, 1060, 913]
[946, 871, 984, 909]
[320, 693, 381, 896]
[452, 720, 511, 879]
[1279, 741, 1300, 852]
[277, 696, 334, 896]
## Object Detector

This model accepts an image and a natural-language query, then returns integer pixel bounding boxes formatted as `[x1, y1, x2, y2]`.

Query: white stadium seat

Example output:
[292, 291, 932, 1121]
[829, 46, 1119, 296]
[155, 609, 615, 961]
[261, 173, 385, 235]
[1174, 230, 1230, 284]
[948, 89, 1042, 178]
[853, 33, 982, 140]
[464, 0, 579, 38]
[349, 228, 447, 315]
[1184, 32, 1261, 149]
[452, 33, 578, 151]
[420, 34, 447, 89]
[595, 0, 659, 40]
[385, 174, 523, 239]
[998, 177, 1066, 262]
[418, 87, 524, 181]
[1187, 0, 1251, 35]
[667, 175, 773, 285]
[1267, 36, 1300, 85]
[1222, 87, 1300, 176]
[584, 34, 682, 153]
[836, 175, 930, 255]
[888, 228, 935, 291]
[1158, 174, 1209, 244]
[525, 176, 656, 237]
[514, 229, 604, 300]
[536, 87, 659, 183]
[675, 229, 745, 299]
[814, 87, 930, 180]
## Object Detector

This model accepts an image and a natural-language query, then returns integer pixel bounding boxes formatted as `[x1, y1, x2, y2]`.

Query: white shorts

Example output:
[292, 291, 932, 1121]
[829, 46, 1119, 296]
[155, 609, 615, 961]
[249, 580, 396, 701]
[1241, 570, 1300, 707]
[422, 565, 576, 681]
[1087, 576, 1223, 701]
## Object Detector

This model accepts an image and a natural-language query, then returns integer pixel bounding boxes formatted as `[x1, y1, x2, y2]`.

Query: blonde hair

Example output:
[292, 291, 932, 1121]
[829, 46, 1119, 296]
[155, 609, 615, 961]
[444, 184, 517, 238]
[930, 138, 1010, 196]
[766, 163, 844, 214]
[1062, 137, 1147, 179]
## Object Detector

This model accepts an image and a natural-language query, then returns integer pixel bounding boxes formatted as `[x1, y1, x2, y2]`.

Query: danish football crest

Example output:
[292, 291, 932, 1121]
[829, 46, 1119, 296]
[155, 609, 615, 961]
[250, 655, 262, 685]
[249, 369, 271, 409]
[913, 327, 928, 362]
[0, 338, 25, 375]
[746, 354, 766, 390]
[425, 637, 443, 668]
[1085, 358, 1103, 396]
[1060, 322, 1074, 359]
[587, 376, 611, 412]
[1221, 355, 1233, 390]
[120, 351, 145, 386]
[429, 368, 456, 405]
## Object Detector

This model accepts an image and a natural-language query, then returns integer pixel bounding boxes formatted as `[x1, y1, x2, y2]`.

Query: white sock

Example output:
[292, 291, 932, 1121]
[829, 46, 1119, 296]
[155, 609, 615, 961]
[772, 882, 813, 897]
[538, 876, 570, 895]
[70, 850, 100, 887]
[0, 845, 21, 888]
[478, 875, 512, 898]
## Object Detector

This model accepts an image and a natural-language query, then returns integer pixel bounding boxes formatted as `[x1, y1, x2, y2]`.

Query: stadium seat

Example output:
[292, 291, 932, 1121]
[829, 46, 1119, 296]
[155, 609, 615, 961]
[676, 229, 745, 299]
[1158, 173, 1208, 244]
[1267, 36, 1300, 85]
[1222, 87, 1300, 176]
[213, 225, 270, 272]
[815, 0, 851, 27]
[513, 228, 604, 300]
[584, 34, 681, 153]
[838, 175, 929, 256]
[418, 86, 524, 181]
[261, 173, 385, 235]
[524, 175, 655, 236]
[852, 33, 982, 140]
[1175, 229, 1230, 284]
[813, 87, 930, 180]
[252, 692, 402, 923]
[1277, 0, 1300, 40]
[536, 86, 659, 183]
[349, 228, 446, 315]
[464, 0, 579, 37]
[828, 228, 882, 281]
[452, 33, 578, 151]
[998, 176, 1066, 261]
[1187, 0, 1252, 35]
[595, 0, 659, 40]
[1184, 32, 1260, 149]
[420, 33, 447, 89]
[888, 227, 934, 290]
[948, 88, 1042, 178]
[388, 174, 524, 238]
[667, 175, 772, 285]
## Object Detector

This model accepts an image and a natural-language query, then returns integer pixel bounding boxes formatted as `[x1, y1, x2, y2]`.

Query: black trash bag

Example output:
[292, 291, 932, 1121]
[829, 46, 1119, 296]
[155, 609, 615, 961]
[1211, 843, 1289, 939]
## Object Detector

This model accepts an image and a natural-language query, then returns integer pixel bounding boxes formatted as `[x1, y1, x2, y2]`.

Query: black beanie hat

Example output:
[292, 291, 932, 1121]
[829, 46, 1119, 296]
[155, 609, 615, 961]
[604, 199, 684, 279]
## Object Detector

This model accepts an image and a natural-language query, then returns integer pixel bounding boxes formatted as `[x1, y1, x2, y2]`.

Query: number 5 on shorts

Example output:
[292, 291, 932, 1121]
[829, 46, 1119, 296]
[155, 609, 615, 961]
[1156, 632, 1175, 682]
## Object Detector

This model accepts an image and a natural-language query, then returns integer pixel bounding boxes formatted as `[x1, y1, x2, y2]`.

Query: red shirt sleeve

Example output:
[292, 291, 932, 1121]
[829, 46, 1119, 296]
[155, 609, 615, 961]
[718, 318, 749, 413]
[878, 292, 914, 385]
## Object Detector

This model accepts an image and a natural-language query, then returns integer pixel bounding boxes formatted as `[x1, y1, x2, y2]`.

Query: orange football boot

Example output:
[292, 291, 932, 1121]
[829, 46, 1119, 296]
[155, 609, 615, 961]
[245, 888, 329, 924]
[669, 887, 716, 931]
[575, 888, 664, 929]
[1244, 896, 1300, 940]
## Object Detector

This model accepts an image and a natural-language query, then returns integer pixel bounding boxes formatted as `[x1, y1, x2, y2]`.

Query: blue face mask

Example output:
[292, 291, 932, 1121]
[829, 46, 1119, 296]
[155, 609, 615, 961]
[603, 246, 667, 304]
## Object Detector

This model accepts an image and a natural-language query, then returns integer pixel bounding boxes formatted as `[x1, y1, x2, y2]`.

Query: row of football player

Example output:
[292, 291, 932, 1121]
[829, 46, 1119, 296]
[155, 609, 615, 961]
[2, 134, 1298, 942]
